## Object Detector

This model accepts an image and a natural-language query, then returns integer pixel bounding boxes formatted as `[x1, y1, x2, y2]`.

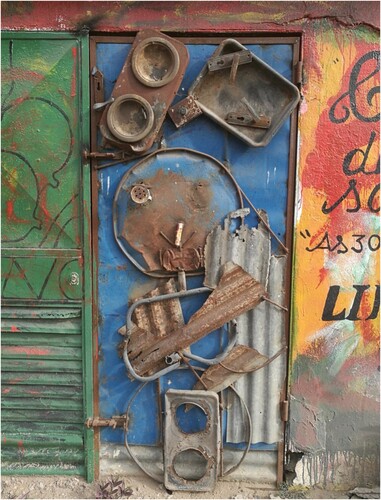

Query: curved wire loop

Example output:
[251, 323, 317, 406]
[123, 366, 253, 484]
[123, 287, 239, 381]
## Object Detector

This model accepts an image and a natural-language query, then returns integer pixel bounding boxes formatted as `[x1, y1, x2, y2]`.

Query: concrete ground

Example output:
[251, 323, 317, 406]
[1, 474, 369, 500]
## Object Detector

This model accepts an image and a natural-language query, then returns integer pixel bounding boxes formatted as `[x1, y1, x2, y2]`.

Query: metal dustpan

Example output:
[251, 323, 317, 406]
[188, 39, 300, 147]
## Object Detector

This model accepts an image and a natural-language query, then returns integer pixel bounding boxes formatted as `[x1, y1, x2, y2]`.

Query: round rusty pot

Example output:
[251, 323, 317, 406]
[132, 37, 180, 88]
[107, 94, 154, 143]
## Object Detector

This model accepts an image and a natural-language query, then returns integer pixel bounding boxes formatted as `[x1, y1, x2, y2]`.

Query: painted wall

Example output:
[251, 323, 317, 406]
[2, 0, 379, 488]
[290, 23, 380, 487]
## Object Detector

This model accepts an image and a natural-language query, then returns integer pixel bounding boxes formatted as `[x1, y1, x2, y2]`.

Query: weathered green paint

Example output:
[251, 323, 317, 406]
[2, 358, 82, 372]
[1, 306, 82, 319]
[1, 256, 83, 301]
[2, 397, 83, 411]
[78, 34, 95, 483]
[2, 409, 84, 423]
[2, 315, 82, 334]
[2, 448, 84, 465]
[1, 467, 86, 476]
[2, 433, 83, 448]
[2, 334, 82, 347]
[2, 345, 82, 359]
[5, 421, 85, 435]
[1, 372, 83, 386]
[1, 32, 94, 480]
[2, 385, 83, 398]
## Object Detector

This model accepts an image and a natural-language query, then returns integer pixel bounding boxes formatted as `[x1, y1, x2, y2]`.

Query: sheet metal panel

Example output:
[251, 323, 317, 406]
[1, 305, 85, 475]
[1, 32, 94, 479]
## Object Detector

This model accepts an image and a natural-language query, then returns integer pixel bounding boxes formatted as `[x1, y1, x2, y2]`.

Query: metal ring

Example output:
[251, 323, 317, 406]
[132, 37, 180, 88]
[107, 94, 154, 143]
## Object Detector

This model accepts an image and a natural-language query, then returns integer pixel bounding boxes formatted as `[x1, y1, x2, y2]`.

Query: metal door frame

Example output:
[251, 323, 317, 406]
[89, 33, 301, 482]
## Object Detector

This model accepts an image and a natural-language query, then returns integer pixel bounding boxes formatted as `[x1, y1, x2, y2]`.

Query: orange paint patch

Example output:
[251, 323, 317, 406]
[6, 346, 50, 356]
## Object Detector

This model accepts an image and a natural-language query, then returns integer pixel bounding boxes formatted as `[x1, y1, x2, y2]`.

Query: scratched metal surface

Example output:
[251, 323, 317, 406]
[96, 40, 293, 447]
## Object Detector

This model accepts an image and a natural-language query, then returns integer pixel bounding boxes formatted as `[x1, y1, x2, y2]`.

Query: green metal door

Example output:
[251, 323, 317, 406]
[1, 32, 94, 480]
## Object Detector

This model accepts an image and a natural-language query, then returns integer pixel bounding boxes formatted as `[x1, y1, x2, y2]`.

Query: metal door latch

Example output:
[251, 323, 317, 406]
[168, 95, 203, 128]
[85, 415, 128, 430]
[226, 97, 271, 129]
[226, 112, 271, 129]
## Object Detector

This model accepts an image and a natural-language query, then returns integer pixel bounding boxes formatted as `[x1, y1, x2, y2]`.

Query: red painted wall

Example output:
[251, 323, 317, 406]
[1, 1, 379, 33]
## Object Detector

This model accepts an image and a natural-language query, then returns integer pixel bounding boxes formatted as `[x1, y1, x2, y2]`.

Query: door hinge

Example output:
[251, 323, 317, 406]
[85, 415, 128, 430]
[280, 400, 289, 422]
[294, 61, 303, 87]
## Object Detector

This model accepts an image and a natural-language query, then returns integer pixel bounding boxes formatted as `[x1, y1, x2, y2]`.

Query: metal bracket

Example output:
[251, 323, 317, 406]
[168, 95, 203, 128]
[280, 400, 289, 422]
[207, 49, 252, 72]
[164, 389, 220, 492]
[85, 415, 128, 429]
[226, 97, 271, 129]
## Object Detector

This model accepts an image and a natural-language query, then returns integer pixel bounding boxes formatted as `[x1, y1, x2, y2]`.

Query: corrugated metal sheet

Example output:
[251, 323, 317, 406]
[131, 279, 184, 338]
[1, 306, 86, 474]
[204, 211, 287, 445]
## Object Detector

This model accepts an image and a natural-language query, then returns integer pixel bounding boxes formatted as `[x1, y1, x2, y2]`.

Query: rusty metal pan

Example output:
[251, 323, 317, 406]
[188, 38, 300, 147]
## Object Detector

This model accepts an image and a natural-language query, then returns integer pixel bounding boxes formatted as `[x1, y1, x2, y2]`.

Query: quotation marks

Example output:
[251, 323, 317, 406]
[300, 230, 380, 254]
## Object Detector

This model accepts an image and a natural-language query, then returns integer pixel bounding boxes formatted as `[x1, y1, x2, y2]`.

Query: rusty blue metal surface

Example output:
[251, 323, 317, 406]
[96, 40, 293, 446]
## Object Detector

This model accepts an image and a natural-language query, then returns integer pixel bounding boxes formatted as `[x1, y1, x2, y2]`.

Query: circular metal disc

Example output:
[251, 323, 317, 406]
[113, 148, 243, 277]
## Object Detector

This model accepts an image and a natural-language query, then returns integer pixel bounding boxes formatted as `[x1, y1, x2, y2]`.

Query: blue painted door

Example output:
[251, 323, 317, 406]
[94, 38, 296, 449]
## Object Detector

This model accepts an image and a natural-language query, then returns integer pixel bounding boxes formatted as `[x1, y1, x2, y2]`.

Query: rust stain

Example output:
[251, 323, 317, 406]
[128, 262, 266, 376]
[10, 325, 20, 333]
[99, 29, 189, 154]
[17, 439, 25, 457]
[132, 279, 184, 338]
[122, 279, 185, 374]
[35, 173, 51, 224]
[71, 46, 77, 97]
